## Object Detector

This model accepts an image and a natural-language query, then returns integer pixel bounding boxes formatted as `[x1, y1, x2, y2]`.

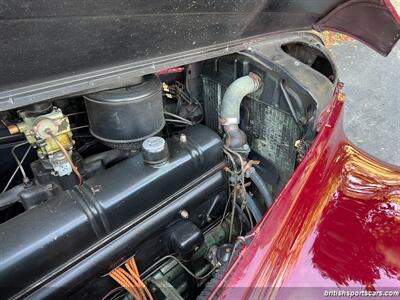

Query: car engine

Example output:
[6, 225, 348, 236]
[0, 40, 337, 299]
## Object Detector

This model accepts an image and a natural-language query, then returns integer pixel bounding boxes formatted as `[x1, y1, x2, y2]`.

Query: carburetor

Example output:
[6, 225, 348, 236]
[8, 105, 75, 176]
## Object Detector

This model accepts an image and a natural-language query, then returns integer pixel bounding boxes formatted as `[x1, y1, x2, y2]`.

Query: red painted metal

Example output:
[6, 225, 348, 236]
[211, 87, 400, 299]
[385, 0, 400, 23]
[156, 67, 185, 74]
[315, 0, 400, 56]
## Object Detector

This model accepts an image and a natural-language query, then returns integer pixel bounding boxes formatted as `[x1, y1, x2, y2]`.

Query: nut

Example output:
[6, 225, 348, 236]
[179, 209, 189, 219]
[179, 133, 187, 143]
[7, 124, 20, 135]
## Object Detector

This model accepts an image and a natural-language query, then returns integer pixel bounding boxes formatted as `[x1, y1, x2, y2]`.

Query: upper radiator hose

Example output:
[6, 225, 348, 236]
[219, 72, 262, 150]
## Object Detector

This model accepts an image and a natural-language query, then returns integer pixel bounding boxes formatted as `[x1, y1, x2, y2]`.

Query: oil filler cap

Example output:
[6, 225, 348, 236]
[142, 136, 169, 165]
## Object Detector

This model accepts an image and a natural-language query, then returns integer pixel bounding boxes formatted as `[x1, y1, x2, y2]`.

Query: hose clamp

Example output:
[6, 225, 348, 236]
[219, 117, 240, 125]
[248, 72, 262, 90]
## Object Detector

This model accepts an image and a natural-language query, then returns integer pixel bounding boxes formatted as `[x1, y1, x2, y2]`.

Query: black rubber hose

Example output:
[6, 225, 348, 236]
[249, 169, 273, 208]
[246, 193, 262, 223]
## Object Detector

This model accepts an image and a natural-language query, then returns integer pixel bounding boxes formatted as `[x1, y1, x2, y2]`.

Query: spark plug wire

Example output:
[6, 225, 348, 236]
[109, 257, 153, 300]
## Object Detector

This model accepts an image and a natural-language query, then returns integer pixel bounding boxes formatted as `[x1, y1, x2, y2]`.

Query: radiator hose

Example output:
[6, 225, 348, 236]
[248, 168, 273, 208]
[246, 193, 263, 222]
[219, 72, 261, 150]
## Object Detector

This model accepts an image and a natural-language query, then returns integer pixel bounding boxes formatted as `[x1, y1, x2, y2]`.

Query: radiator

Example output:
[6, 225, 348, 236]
[202, 76, 300, 193]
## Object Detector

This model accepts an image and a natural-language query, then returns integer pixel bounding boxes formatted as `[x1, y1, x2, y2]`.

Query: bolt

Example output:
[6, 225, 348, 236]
[179, 209, 189, 219]
[179, 133, 187, 143]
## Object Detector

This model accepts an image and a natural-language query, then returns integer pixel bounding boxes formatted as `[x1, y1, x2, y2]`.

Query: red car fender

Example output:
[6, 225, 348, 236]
[211, 84, 400, 299]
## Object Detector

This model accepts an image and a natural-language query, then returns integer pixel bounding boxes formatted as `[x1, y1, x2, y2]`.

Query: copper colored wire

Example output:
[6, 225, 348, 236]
[47, 130, 83, 185]
[124, 263, 150, 300]
[100, 286, 123, 300]
[112, 270, 140, 298]
[109, 257, 153, 300]
[117, 268, 146, 299]
[124, 262, 146, 299]
[129, 258, 139, 275]
[126, 265, 153, 300]
[110, 271, 140, 299]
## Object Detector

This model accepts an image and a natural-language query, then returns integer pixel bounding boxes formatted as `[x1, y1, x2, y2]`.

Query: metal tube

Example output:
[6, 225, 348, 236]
[11, 142, 30, 185]
[2, 145, 32, 192]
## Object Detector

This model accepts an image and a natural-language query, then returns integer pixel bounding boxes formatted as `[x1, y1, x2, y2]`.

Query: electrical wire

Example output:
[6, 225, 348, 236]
[101, 287, 124, 300]
[222, 147, 240, 241]
[229, 174, 238, 242]
[220, 149, 238, 233]
[222, 146, 255, 240]
[219, 187, 232, 228]
[109, 257, 153, 300]
[164, 111, 193, 125]
[164, 119, 193, 126]
[164, 81, 203, 124]
[2, 144, 32, 193]
[66, 111, 86, 117]
[220, 149, 237, 228]
[47, 130, 83, 186]
[224, 146, 245, 181]
[71, 124, 89, 131]
[280, 81, 304, 134]
[245, 205, 254, 229]
[109, 290, 128, 300]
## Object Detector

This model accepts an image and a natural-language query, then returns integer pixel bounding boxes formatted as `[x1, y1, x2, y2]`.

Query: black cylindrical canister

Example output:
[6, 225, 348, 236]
[84, 75, 165, 149]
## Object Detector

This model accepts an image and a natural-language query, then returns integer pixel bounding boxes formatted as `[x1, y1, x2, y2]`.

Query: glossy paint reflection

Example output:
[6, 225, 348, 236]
[312, 144, 400, 288]
[213, 91, 400, 299]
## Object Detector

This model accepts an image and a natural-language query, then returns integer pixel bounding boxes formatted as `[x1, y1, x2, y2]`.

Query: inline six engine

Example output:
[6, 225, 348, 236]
[0, 38, 336, 299]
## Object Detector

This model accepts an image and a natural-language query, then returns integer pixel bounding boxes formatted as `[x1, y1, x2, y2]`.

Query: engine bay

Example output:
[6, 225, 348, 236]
[0, 37, 337, 299]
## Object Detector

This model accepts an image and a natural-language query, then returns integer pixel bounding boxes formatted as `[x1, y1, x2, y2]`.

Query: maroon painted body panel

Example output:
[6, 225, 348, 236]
[212, 87, 400, 299]
[315, 0, 400, 56]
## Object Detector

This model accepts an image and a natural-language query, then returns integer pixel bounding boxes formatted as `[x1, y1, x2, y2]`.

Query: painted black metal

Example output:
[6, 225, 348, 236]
[168, 221, 204, 257]
[31, 171, 226, 300]
[0, 1, 341, 96]
[0, 125, 225, 299]
[3, 0, 399, 111]
[84, 75, 165, 148]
